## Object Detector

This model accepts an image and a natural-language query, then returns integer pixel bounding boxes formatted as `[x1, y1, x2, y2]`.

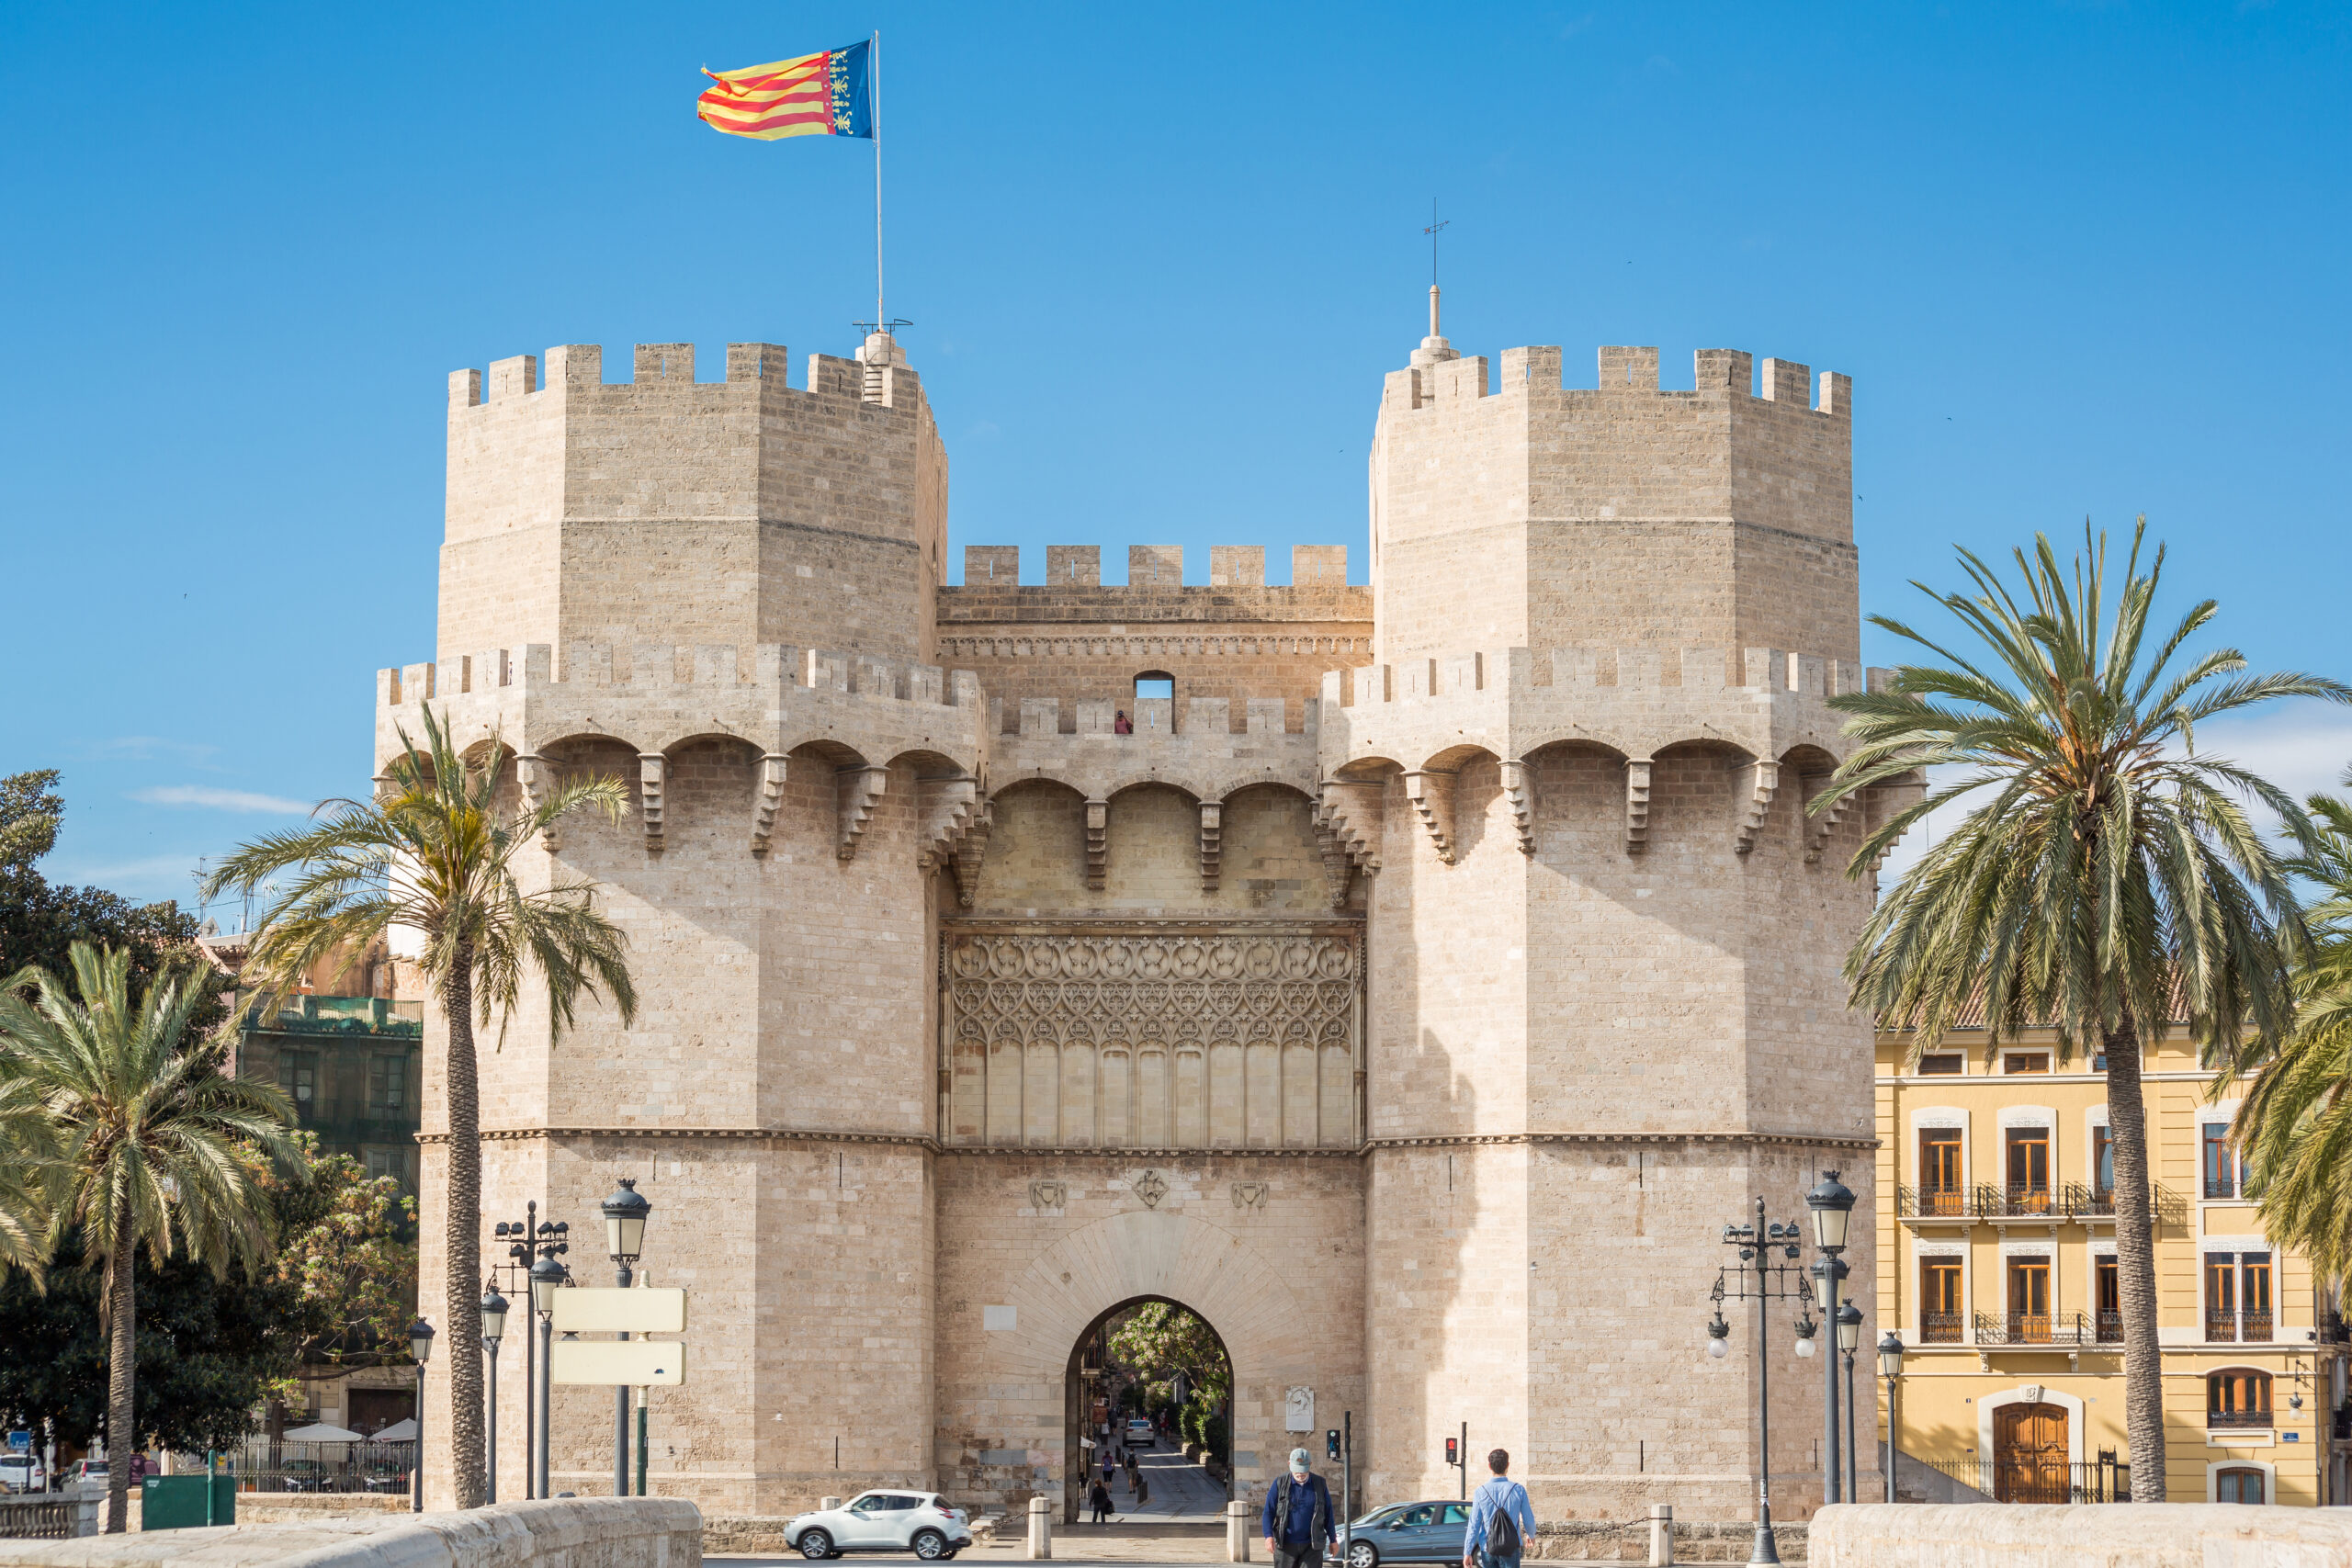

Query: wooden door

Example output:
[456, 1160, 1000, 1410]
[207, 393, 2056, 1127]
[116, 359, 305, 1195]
[1994, 1404, 2070, 1503]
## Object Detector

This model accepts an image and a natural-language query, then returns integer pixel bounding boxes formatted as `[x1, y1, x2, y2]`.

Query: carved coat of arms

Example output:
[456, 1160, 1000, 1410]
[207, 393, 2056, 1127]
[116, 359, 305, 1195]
[1134, 1170, 1169, 1209]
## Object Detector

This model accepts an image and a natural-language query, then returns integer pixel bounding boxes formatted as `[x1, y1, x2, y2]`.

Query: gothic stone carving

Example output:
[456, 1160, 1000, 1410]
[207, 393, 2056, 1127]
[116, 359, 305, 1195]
[1029, 1179, 1067, 1211]
[1232, 1180, 1269, 1210]
[1134, 1170, 1168, 1209]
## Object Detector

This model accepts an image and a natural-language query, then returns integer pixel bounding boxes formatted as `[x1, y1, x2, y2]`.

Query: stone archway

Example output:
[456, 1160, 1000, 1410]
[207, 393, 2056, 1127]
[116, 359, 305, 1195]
[1064, 1297, 1234, 1524]
[935, 1185, 1351, 1517]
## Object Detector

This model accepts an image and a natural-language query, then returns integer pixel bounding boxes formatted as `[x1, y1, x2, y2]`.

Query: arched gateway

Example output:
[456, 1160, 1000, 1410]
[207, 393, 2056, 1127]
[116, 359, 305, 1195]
[933, 1168, 1364, 1516]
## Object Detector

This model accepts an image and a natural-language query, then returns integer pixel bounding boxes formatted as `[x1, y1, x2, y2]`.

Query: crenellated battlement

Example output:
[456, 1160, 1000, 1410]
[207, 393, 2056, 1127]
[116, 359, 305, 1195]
[1380, 344, 1851, 418]
[446, 340, 926, 413]
[947, 544, 1353, 592]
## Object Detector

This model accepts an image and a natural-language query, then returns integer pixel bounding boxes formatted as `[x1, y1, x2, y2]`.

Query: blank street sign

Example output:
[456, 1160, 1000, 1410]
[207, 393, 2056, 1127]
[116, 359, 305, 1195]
[550, 1288, 687, 1335]
[549, 1340, 686, 1386]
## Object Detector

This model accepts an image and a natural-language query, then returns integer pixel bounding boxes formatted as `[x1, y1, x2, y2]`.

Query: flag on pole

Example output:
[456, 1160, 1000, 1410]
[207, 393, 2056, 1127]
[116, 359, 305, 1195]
[697, 42, 872, 141]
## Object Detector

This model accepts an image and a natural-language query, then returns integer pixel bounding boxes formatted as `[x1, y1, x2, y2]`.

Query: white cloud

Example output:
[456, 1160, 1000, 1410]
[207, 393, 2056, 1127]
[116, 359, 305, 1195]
[130, 784, 313, 814]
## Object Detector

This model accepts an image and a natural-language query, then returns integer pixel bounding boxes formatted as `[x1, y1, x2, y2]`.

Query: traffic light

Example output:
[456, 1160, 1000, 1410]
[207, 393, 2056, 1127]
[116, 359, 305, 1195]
[1326, 1429, 1340, 1461]
[1444, 1437, 1458, 1467]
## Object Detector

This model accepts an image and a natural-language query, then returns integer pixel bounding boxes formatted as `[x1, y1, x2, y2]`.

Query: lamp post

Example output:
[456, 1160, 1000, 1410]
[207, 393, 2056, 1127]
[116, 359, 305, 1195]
[1805, 1170, 1856, 1506]
[1706, 1195, 1820, 1566]
[481, 1283, 509, 1506]
[1836, 1302, 1862, 1504]
[530, 1249, 570, 1500]
[407, 1318, 435, 1514]
[499, 1213, 571, 1498]
[1876, 1334, 1905, 1503]
[601, 1179, 650, 1498]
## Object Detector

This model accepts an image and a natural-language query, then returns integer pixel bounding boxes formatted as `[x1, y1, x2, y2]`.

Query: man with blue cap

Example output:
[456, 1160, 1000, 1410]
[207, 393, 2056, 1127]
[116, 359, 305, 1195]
[1261, 1445, 1339, 1568]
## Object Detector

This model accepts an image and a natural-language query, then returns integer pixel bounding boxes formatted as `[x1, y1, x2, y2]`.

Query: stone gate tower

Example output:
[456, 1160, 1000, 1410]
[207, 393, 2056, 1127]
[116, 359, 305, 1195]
[384, 310, 1900, 1522]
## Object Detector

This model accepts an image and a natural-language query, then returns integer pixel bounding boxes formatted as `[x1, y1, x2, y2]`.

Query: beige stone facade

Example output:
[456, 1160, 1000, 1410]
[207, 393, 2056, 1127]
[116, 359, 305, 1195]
[386, 319, 1903, 1523]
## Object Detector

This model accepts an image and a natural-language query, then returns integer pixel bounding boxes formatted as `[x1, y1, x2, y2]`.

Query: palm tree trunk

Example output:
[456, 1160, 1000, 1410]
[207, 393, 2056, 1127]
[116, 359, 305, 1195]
[103, 1199, 136, 1534]
[2104, 1009, 2166, 1501]
[443, 949, 485, 1508]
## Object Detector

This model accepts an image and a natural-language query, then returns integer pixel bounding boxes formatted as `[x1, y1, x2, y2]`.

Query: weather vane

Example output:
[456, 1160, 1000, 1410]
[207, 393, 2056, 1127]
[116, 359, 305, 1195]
[1423, 199, 1449, 288]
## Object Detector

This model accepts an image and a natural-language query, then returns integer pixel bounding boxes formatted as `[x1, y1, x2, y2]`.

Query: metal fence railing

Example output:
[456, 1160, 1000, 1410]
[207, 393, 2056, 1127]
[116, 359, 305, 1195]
[1912, 1454, 2130, 1505]
[214, 1438, 415, 1495]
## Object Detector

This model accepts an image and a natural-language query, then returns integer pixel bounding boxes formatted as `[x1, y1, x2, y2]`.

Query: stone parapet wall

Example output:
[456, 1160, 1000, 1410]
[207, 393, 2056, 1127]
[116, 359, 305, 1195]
[0, 1497, 700, 1567]
[1529, 1518, 1806, 1562]
[1810, 1501, 2352, 1567]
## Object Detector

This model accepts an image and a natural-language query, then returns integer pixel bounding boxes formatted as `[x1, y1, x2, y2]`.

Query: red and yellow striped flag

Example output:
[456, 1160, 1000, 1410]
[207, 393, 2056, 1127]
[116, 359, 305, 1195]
[697, 42, 872, 141]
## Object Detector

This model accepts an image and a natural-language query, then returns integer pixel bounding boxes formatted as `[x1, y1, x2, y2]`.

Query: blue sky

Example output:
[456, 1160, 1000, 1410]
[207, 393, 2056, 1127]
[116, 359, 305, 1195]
[4, 1, 2348, 912]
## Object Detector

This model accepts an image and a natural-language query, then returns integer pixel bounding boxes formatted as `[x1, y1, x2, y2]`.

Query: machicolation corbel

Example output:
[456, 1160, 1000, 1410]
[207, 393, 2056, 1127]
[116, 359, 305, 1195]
[1802, 774, 1845, 865]
[1401, 771, 1457, 864]
[951, 803, 992, 908]
[1084, 800, 1109, 891]
[1735, 761, 1781, 854]
[1624, 760, 1653, 852]
[1498, 761, 1536, 856]
[1198, 803, 1222, 894]
[750, 754, 789, 856]
[836, 766, 889, 863]
[515, 755, 559, 852]
[638, 754, 667, 853]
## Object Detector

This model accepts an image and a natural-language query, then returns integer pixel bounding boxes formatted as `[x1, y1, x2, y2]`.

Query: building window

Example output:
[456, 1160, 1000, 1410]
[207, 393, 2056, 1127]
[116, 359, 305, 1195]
[1133, 671, 1174, 702]
[278, 1049, 319, 1122]
[2207, 1252, 2241, 1342]
[1919, 1128, 1964, 1213]
[1917, 1054, 1963, 1076]
[2095, 1257, 2120, 1342]
[2215, 1466, 2267, 1505]
[365, 1147, 411, 1189]
[2202, 1122, 2238, 1200]
[2003, 1052, 2050, 1075]
[2092, 1125, 2113, 1197]
[2208, 1370, 2272, 1429]
[1921, 1258, 1963, 1343]
[368, 1054, 407, 1118]
[2242, 1253, 2274, 1343]
[2007, 1256, 2052, 1342]
[2004, 1126, 2052, 1213]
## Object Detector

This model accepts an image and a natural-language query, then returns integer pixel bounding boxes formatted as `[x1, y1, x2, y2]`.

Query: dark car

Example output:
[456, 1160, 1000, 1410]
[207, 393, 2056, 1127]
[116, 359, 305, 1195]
[1344, 1500, 1470, 1568]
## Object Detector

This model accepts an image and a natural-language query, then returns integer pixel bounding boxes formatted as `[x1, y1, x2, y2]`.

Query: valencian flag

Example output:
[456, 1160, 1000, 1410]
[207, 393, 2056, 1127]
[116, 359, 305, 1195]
[697, 42, 873, 141]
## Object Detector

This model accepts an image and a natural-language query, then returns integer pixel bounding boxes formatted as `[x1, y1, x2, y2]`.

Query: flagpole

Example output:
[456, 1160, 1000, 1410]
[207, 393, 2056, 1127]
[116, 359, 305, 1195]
[872, 28, 884, 330]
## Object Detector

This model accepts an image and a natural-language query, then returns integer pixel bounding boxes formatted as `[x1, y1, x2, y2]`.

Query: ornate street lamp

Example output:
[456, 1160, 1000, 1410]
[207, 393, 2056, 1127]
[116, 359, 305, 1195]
[1805, 1170, 1856, 1505]
[1837, 1301, 1863, 1502]
[601, 1179, 652, 1496]
[481, 1284, 509, 1506]
[407, 1318, 435, 1514]
[529, 1248, 571, 1500]
[1876, 1334, 1905, 1503]
[1703, 1200, 1813, 1564]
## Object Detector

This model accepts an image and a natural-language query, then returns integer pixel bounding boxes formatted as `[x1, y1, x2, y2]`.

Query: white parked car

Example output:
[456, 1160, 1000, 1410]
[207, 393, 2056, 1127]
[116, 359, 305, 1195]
[786, 1490, 973, 1561]
[1125, 1417, 1155, 1449]
[0, 1454, 44, 1494]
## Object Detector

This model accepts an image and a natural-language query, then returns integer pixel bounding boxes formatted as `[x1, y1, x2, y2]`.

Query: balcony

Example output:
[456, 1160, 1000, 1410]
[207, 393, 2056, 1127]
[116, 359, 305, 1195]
[1982, 1183, 2058, 1219]
[2240, 1312, 2274, 1344]
[1900, 1184, 1973, 1220]
[1911, 1453, 2130, 1505]
[2096, 1311, 2121, 1344]
[2206, 1313, 2239, 1343]
[1921, 1313, 1965, 1345]
[2204, 1176, 2238, 1201]
[1974, 1311, 2096, 1346]
[2208, 1405, 2273, 1430]
[2064, 1183, 2115, 1219]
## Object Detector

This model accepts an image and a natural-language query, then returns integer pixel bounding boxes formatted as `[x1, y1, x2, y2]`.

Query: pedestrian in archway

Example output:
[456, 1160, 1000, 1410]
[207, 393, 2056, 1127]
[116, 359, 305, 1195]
[1261, 1447, 1338, 1568]
[1463, 1450, 1535, 1568]
[1089, 1477, 1113, 1524]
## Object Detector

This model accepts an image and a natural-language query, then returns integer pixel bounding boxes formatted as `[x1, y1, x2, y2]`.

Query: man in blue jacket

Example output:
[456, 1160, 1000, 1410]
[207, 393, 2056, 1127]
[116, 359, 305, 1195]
[1462, 1450, 1536, 1568]
[1261, 1447, 1339, 1568]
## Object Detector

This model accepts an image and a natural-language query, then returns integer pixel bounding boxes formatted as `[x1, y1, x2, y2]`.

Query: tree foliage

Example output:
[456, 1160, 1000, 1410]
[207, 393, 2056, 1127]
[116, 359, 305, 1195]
[2233, 779, 2352, 1278]
[1103, 1301, 1230, 1407]
[1813, 521, 2346, 1500]
[202, 707, 639, 1509]
[266, 1136, 418, 1369]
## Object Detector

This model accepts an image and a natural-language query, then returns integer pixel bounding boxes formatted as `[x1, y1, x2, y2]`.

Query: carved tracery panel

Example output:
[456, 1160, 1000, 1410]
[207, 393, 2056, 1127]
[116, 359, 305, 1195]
[941, 922, 1363, 1150]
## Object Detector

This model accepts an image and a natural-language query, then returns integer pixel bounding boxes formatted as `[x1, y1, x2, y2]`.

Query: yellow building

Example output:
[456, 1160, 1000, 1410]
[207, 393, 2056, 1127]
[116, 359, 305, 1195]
[1874, 1021, 2350, 1506]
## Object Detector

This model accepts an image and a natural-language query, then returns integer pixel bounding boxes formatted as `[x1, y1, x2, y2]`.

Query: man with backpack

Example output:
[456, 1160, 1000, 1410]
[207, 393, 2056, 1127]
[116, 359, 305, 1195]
[1261, 1447, 1340, 1568]
[1463, 1450, 1535, 1568]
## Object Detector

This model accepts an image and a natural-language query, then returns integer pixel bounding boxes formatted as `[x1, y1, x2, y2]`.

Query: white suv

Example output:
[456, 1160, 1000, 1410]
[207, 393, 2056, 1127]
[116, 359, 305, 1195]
[786, 1490, 973, 1560]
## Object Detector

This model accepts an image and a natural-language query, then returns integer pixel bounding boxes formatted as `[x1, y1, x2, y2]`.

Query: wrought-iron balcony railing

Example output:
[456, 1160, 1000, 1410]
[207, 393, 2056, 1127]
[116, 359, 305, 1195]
[2064, 1183, 2115, 1218]
[1974, 1311, 2094, 1346]
[1920, 1312, 1965, 1344]
[2208, 1404, 2273, 1429]
[2096, 1311, 2122, 1344]
[1980, 1183, 2057, 1218]
[2204, 1175, 2239, 1201]
[2206, 1312, 2240, 1343]
[1901, 1183, 1973, 1219]
[2239, 1312, 2274, 1343]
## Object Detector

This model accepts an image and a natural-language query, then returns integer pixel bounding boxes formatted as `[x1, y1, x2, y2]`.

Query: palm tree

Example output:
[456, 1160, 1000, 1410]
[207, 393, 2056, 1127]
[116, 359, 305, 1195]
[1812, 521, 2346, 1500]
[200, 706, 639, 1508]
[2233, 779, 2352, 1280]
[0, 942, 300, 1532]
[0, 1091, 55, 1282]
